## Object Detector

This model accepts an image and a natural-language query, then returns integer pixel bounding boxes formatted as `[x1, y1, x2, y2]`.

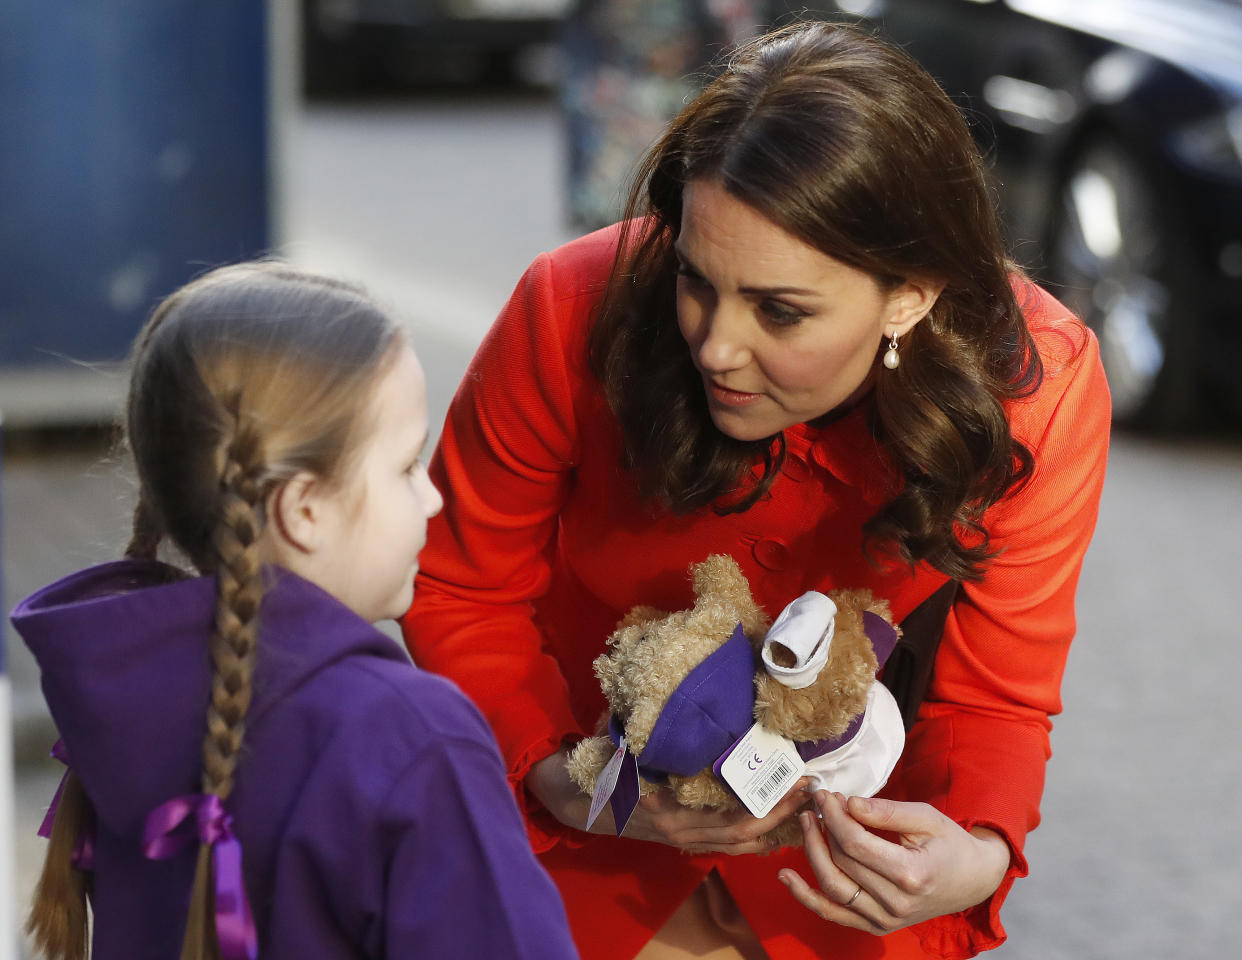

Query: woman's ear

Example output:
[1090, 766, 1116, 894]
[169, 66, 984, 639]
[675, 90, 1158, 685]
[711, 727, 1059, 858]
[885, 275, 947, 339]
[266, 471, 324, 556]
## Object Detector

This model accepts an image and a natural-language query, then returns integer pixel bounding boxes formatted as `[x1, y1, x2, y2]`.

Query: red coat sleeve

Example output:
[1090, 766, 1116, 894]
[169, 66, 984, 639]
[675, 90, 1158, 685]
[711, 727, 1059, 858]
[893, 287, 1112, 957]
[401, 242, 604, 850]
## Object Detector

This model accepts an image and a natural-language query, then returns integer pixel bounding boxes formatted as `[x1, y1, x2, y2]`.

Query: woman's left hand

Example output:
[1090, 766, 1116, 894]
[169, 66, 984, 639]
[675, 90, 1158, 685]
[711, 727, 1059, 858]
[778, 790, 1011, 935]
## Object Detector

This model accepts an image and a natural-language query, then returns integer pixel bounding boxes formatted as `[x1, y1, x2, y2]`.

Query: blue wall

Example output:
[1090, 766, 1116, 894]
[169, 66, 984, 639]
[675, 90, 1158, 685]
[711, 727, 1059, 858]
[0, 1, 269, 366]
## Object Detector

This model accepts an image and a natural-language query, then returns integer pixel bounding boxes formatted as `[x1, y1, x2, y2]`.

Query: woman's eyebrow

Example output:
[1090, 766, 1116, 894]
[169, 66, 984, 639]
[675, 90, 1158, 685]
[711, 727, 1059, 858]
[739, 282, 819, 297]
[675, 242, 818, 297]
[672, 242, 699, 271]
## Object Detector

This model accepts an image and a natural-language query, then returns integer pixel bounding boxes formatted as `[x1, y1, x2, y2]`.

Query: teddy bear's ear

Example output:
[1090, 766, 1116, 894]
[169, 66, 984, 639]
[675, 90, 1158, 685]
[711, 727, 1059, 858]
[613, 605, 666, 633]
[831, 588, 897, 633]
[690, 554, 770, 640]
[691, 554, 750, 600]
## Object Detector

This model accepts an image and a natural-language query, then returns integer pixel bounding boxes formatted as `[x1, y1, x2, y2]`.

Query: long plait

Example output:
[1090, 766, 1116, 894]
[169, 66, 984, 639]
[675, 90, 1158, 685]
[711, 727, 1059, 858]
[203, 423, 265, 800]
[25, 297, 186, 959]
[25, 772, 92, 960]
[179, 415, 267, 960]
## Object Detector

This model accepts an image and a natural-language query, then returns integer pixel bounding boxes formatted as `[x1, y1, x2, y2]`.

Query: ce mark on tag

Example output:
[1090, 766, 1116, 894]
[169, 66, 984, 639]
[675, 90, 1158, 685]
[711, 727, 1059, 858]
[717, 723, 805, 818]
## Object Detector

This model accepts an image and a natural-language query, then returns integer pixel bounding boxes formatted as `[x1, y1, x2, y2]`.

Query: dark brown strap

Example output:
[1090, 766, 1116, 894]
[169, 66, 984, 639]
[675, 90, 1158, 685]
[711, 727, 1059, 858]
[881, 579, 960, 731]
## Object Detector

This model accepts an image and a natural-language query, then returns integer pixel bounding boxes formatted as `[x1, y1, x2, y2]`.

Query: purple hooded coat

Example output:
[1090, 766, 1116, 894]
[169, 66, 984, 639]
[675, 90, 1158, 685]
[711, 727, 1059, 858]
[12, 559, 579, 960]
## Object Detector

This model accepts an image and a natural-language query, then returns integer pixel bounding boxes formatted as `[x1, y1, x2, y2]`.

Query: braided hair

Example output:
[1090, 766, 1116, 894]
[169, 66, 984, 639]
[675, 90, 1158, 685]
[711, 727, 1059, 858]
[27, 262, 402, 959]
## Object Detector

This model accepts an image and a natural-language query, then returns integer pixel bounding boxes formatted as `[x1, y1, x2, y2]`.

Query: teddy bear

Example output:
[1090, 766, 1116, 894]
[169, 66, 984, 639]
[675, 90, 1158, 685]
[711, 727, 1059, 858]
[566, 553, 905, 849]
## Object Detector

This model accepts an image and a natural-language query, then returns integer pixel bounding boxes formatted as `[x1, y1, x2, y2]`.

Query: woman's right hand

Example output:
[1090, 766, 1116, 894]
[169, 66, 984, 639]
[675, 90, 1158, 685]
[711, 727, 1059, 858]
[526, 748, 811, 855]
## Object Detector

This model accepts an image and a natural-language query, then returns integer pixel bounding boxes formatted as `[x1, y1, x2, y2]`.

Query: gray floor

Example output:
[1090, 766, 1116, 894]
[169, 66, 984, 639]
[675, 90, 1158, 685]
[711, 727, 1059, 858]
[5, 95, 1240, 957]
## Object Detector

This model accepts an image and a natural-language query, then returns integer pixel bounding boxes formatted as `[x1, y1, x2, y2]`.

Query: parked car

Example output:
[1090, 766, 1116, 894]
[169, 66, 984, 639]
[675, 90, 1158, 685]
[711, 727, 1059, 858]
[786, 0, 1242, 429]
[302, 0, 571, 93]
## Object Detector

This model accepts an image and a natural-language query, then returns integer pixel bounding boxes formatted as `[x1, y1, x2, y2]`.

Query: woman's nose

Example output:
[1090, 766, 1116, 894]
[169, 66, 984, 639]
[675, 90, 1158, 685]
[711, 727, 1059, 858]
[694, 305, 752, 373]
[422, 475, 444, 519]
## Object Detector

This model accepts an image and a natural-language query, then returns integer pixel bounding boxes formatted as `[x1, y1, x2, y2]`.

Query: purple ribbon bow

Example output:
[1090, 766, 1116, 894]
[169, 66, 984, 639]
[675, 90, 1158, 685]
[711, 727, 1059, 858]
[142, 793, 258, 960]
[37, 739, 96, 870]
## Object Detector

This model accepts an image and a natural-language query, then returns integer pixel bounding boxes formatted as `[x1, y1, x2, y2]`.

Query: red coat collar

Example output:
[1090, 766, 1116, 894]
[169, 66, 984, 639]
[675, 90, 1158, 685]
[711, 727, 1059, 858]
[784, 404, 901, 506]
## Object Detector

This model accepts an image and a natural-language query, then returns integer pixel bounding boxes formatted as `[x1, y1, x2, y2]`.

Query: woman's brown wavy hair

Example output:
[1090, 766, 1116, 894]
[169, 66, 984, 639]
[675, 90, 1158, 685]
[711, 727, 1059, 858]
[588, 20, 1041, 581]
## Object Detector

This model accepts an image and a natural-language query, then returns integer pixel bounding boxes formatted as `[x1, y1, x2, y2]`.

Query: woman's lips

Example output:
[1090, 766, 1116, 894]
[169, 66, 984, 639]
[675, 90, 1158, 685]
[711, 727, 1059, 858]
[709, 380, 762, 406]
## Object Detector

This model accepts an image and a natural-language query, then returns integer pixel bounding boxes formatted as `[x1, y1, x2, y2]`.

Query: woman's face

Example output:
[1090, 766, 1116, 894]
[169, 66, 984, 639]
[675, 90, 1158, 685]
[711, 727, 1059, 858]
[675, 178, 937, 442]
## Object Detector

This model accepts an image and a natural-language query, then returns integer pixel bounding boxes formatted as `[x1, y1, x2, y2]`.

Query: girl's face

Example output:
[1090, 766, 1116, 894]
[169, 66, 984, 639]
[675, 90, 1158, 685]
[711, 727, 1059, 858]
[304, 342, 443, 623]
[675, 178, 939, 442]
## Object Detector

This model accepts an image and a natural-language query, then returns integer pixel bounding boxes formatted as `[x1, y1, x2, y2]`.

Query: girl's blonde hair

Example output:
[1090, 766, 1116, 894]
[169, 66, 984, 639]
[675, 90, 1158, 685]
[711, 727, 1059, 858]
[28, 262, 403, 959]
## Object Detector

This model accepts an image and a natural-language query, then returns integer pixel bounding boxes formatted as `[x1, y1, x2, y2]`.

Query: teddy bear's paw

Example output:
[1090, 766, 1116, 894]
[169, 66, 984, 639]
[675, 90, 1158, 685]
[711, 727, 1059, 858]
[566, 737, 617, 794]
[671, 772, 740, 812]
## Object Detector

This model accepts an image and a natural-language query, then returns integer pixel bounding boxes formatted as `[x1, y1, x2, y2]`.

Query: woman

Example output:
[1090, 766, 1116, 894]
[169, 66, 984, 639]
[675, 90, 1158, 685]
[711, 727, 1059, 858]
[403, 20, 1110, 960]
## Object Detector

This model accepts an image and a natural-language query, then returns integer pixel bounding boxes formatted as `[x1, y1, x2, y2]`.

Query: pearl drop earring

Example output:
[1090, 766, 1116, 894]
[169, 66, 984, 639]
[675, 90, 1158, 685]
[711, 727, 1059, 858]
[883, 333, 900, 370]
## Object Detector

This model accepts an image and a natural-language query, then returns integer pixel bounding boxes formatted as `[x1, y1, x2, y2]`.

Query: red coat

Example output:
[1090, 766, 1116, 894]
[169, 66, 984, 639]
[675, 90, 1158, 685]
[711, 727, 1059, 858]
[402, 223, 1110, 959]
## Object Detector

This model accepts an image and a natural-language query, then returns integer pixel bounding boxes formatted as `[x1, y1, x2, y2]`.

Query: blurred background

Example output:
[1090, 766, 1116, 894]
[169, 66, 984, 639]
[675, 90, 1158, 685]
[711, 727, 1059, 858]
[2, 0, 1239, 956]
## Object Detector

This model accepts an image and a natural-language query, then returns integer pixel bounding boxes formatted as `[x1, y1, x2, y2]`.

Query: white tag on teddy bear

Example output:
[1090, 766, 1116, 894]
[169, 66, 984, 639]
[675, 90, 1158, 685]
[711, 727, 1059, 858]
[716, 722, 806, 819]
[586, 738, 630, 831]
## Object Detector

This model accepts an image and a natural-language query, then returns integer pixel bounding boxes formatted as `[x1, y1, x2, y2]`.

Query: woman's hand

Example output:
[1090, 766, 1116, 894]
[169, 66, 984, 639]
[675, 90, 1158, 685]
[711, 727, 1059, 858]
[527, 749, 811, 855]
[778, 790, 1011, 934]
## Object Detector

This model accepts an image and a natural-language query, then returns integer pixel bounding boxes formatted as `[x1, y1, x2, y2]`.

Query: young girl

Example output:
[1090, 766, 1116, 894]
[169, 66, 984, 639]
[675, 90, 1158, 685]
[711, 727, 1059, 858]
[11, 262, 580, 960]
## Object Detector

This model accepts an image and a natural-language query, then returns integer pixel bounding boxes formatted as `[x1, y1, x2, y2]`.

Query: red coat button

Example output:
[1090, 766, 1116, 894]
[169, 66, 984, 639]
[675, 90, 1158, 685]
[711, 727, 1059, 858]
[753, 538, 791, 571]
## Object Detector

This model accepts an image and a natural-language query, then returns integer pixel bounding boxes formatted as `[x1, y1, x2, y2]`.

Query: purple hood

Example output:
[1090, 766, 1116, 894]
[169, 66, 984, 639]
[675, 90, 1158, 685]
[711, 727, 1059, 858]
[11, 559, 407, 839]
[11, 559, 581, 959]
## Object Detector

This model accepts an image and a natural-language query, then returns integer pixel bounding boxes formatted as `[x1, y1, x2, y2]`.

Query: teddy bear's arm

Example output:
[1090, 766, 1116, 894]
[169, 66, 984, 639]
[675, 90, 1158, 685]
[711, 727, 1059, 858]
[670, 772, 742, 812]
[566, 737, 617, 795]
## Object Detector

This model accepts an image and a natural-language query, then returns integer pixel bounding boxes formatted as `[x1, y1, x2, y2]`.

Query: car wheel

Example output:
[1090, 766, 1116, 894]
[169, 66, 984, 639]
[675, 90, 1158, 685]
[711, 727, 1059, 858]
[1045, 137, 1200, 429]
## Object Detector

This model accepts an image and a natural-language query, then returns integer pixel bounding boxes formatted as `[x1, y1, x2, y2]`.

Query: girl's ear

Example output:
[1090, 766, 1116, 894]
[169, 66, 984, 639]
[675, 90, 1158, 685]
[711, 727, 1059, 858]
[885, 275, 947, 339]
[267, 471, 324, 555]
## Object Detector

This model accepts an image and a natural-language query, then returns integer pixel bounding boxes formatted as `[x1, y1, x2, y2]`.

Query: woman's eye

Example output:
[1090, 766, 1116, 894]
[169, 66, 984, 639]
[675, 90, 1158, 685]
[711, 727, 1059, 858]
[676, 265, 707, 287]
[761, 300, 806, 327]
